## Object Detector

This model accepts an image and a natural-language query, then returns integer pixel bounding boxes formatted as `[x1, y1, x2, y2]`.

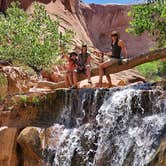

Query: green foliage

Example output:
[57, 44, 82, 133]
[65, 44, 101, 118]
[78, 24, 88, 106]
[32, 96, 40, 105]
[19, 95, 28, 106]
[127, 0, 166, 48]
[0, 73, 7, 100]
[137, 60, 166, 81]
[0, 2, 74, 70]
[0, 72, 7, 86]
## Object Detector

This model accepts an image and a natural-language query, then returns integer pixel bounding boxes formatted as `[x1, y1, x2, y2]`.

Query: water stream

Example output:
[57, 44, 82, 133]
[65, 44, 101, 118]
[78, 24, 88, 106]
[42, 84, 166, 166]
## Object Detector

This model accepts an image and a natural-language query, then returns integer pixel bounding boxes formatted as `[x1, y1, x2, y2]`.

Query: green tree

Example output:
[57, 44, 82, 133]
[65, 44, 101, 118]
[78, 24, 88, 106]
[127, 0, 166, 48]
[137, 60, 166, 81]
[0, 2, 73, 70]
[127, 0, 166, 81]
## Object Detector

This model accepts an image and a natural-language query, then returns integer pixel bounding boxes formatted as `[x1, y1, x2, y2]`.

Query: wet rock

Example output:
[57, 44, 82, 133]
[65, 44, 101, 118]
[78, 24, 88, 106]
[0, 83, 165, 166]
[152, 80, 166, 91]
[17, 127, 42, 166]
[0, 127, 19, 166]
[148, 138, 166, 166]
[71, 125, 98, 166]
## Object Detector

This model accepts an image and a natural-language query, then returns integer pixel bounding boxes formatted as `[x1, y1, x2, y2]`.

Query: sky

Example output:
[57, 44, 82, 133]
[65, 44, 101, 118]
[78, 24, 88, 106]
[83, 0, 143, 4]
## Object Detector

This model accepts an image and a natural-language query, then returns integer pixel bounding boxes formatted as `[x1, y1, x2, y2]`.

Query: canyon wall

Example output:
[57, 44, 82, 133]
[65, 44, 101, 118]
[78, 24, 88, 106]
[0, 0, 153, 56]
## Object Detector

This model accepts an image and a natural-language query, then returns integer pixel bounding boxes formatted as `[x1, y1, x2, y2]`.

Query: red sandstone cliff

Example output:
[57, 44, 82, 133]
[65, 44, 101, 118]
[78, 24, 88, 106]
[0, 0, 153, 57]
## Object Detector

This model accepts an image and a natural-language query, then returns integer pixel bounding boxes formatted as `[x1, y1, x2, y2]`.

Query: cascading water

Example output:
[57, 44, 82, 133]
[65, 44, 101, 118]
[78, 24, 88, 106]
[42, 84, 166, 166]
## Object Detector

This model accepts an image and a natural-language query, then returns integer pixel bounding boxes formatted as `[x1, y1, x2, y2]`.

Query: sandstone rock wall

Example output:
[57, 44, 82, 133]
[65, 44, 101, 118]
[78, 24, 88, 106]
[0, 0, 153, 56]
[0, 127, 19, 166]
[79, 3, 153, 55]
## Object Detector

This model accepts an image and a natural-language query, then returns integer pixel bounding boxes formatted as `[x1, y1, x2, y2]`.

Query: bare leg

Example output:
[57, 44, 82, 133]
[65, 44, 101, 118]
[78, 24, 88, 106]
[68, 73, 73, 86]
[106, 74, 112, 87]
[86, 66, 91, 83]
[98, 59, 116, 87]
[73, 71, 78, 87]
[64, 73, 69, 88]
[99, 65, 104, 87]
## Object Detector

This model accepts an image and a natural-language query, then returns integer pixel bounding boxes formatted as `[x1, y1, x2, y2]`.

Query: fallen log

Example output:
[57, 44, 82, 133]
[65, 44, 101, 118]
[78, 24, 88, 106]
[37, 47, 166, 89]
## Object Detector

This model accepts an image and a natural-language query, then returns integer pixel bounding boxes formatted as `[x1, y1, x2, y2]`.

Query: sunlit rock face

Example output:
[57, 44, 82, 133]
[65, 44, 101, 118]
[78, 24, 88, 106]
[17, 127, 43, 166]
[79, 3, 153, 55]
[0, 0, 153, 56]
[0, 127, 19, 166]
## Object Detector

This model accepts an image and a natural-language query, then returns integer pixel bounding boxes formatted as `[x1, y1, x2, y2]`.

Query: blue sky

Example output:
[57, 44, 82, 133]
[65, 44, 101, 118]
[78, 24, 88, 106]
[83, 0, 143, 4]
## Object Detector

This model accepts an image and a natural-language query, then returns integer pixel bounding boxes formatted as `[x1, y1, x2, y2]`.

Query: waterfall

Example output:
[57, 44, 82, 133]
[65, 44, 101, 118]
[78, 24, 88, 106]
[42, 84, 166, 166]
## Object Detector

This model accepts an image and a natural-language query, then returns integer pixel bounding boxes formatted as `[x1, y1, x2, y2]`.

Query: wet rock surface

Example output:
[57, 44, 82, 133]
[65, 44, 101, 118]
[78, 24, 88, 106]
[0, 83, 165, 166]
[148, 138, 166, 166]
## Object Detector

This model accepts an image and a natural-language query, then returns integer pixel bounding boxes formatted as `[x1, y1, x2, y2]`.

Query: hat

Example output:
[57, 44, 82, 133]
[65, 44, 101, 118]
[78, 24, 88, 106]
[111, 31, 120, 38]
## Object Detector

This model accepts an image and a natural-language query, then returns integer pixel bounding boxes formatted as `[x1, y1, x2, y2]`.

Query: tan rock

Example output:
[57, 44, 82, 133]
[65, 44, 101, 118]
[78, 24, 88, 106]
[161, 58, 166, 62]
[79, 69, 145, 88]
[1, 66, 30, 95]
[0, 127, 19, 166]
[0, 0, 153, 56]
[17, 127, 42, 166]
[148, 138, 166, 166]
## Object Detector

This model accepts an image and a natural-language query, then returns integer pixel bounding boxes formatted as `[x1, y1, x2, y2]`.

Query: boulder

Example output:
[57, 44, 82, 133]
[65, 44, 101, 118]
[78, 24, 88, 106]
[148, 138, 166, 166]
[79, 69, 145, 88]
[1, 66, 31, 94]
[0, 127, 19, 166]
[17, 127, 43, 166]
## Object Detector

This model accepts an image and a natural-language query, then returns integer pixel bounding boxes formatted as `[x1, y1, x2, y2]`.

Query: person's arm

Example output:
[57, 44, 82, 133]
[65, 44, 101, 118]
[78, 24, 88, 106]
[61, 53, 69, 61]
[86, 55, 92, 65]
[119, 40, 128, 58]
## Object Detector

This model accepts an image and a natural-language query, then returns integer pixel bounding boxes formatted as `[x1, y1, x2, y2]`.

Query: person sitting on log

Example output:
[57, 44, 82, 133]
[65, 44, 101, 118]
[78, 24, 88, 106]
[98, 31, 128, 87]
[72, 44, 92, 88]
[62, 52, 78, 88]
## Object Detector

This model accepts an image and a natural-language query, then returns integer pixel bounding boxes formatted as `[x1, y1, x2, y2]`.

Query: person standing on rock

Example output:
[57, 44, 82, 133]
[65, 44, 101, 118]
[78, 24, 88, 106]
[72, 44, 92, 88]
[98, 31, 128, 87]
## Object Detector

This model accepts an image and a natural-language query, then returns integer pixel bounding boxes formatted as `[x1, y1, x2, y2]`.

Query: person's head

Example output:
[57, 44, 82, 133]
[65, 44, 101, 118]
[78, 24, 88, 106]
[81, 44, 87, 54]
[111, 31, 119, 42]
[74, 46, 81, 54]
[69, 52, 77, 60]
[93, 51, 97, 56]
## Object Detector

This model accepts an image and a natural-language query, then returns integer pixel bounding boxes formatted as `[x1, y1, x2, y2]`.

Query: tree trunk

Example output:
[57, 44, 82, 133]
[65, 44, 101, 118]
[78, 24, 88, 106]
[37, 47, 166, 89]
